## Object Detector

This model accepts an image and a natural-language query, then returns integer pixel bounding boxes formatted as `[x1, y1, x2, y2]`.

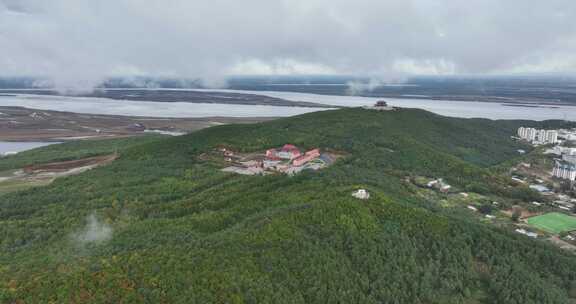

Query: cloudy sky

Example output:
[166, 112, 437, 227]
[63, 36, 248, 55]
[1, 0, 576, 87]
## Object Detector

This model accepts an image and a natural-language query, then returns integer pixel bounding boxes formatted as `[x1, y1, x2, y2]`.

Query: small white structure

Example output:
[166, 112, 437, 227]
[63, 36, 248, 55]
[545, 146, 576, 156]
[352, 189, 370, 200]
[515, 228, 538, 238]
[427, 178, 451, 192]
[530, 184, 552, 193]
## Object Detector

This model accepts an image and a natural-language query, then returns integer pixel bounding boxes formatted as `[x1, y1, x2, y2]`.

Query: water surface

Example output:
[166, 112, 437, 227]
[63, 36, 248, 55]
[0, 141, 58, 155]
[2, 91, 576, 121]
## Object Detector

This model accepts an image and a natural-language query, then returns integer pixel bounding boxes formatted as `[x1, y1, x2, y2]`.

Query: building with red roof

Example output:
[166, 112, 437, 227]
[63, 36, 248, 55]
[292, 148, 320, 166]
[268, 144, 302, 160]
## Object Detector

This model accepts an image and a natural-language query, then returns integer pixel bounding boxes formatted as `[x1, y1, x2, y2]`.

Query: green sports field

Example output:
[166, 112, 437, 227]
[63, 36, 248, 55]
[527, 212, 576, 234]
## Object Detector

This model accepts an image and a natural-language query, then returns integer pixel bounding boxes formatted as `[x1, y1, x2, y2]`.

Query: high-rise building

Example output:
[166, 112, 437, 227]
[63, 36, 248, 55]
[552, 161, 576, 181]
[517, 127, 559, 144]
[546, 130, 559, 144]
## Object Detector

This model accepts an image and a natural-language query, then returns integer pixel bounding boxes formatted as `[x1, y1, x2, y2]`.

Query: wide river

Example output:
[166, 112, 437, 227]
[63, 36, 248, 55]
[1, 90, 576, 121]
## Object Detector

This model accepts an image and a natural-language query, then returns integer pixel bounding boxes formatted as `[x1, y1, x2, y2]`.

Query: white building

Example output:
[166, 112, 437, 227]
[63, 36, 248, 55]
[536, 129, 547, 143]
[518, 127, 537, 142]
[558, 129, 576, 141]
[563, 154, 576, 165]
[352, 189, 370, 200]
[546, 130, 559, 144]
[517, 127, 559, 144]
[545, 146, 576, 156]
[552, 161, 576, 181]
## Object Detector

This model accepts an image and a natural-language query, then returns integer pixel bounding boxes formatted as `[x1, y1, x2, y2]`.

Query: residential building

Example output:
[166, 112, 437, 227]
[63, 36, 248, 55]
[563, 154, 576, 164]
[277, 144, 302, 159]
[517, 127, 559, 144]
[293, 149, 321, 166]
[518, 127, 537, 142]
[546, 146, 576, 156]
[552, 161, 576, 181]
[546, 130, 559, 144]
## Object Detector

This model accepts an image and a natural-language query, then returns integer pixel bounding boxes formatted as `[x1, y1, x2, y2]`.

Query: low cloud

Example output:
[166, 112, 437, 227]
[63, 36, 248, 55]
[72, 213, 113, 245]
[1, 0, 576, 89]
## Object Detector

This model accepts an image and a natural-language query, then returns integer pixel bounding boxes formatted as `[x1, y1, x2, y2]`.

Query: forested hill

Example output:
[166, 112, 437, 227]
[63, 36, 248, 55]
[2, 108, 576, 303]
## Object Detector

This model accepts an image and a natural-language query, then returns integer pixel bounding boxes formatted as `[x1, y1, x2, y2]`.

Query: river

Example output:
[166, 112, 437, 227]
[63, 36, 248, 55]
[1, 90, 575, 121]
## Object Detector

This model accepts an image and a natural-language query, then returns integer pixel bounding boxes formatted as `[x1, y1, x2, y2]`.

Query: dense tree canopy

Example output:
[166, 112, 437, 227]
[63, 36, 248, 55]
[1, 108, 575, 303]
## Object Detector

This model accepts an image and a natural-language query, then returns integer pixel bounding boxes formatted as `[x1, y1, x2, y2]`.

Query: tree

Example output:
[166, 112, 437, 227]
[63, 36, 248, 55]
[479, 204, 493, 215]
[512, 209, 522, 222]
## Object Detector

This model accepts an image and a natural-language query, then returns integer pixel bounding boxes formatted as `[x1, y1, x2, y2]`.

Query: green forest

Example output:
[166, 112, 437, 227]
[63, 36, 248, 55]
[1, 108, 576, 303]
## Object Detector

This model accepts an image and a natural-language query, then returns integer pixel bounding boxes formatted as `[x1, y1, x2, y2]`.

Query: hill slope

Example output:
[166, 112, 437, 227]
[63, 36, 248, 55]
[2, 108, 576, 303]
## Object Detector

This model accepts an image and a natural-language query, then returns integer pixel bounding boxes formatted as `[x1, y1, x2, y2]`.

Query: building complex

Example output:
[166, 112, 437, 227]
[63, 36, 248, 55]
[517, 127, 558, 145]
[552, 161, 576, 181]
[221, 144, 333, 176]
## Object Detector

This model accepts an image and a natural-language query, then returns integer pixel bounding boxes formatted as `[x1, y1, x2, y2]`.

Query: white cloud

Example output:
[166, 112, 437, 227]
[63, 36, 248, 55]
[0, 0, 576, 89]
[228, 59, 338, 75]
[392, 58, 457, 75]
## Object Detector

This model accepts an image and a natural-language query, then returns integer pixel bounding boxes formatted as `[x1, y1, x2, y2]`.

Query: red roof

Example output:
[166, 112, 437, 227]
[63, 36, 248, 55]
[306, 148, 320, 156]
[282, 144, 299, 152]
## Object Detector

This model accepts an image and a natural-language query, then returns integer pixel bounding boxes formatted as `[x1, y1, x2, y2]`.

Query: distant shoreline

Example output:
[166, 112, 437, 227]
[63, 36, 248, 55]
[501, 103, 562, 109]
[0, 106, 277, 142]
[2, 88, 576, 108]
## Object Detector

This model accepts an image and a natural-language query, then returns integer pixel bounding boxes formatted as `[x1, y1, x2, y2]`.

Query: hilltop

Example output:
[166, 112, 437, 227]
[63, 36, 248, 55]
[2, 108, 576, 303]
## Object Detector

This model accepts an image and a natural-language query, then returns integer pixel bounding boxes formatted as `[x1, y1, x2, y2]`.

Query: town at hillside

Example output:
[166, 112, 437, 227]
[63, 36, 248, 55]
[511, 126, 576, 245]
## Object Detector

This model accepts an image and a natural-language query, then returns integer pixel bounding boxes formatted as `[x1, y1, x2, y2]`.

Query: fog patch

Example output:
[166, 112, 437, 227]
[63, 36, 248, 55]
[73, 213, 113, 245]
[347, 77, 407, 95]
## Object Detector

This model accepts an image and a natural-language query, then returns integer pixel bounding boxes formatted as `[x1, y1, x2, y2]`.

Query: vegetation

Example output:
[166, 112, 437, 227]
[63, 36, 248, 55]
[1, 108, 575, 303]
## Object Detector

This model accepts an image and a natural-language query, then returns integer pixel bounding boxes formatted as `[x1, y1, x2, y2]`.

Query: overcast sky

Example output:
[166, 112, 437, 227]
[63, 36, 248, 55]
[1, 0, 576, 87]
